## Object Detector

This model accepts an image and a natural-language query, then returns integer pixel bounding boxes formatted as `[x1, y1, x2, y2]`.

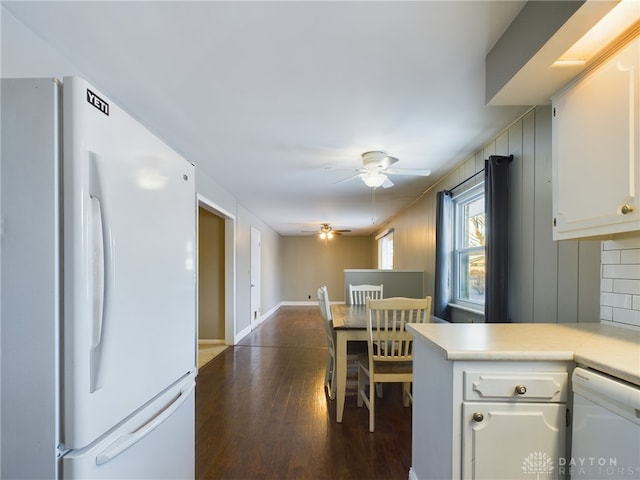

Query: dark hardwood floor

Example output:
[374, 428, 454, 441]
[196, 306, 413, 480]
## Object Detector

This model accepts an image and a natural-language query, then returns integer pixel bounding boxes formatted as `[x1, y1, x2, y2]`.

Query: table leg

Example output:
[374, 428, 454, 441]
[335, 331, 347, 423]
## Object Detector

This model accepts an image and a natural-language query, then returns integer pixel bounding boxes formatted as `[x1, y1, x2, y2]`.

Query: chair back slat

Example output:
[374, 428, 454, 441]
[366, 297, 432, 363]
[349, 284, 384, 305]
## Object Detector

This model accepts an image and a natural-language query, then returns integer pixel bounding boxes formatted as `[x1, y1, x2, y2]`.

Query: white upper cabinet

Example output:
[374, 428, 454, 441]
[552, 37, 640, 240]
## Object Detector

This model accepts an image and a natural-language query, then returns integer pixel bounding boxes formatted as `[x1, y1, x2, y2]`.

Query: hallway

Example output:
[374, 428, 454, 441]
[195, 306, 413, 479]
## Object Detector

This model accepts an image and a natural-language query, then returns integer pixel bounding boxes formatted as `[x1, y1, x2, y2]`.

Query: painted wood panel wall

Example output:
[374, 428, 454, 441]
[379, 106, 601, 324]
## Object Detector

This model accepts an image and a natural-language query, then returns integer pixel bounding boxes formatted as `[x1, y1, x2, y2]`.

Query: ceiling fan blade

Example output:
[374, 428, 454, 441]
[382, 177, 394, 188]
[334, 173, 363, 185]
[333, 229, 351, 233]
[384, 168, 431, 177]
[380, 155, 399, 169]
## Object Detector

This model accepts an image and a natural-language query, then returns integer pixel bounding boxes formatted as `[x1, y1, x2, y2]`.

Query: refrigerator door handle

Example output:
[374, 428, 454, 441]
[88, 152, 111, 393]
[95, 380, 196, 466]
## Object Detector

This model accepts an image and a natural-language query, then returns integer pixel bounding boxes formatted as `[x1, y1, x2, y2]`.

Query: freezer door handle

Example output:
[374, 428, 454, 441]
[88, 152, 111, 393]
[95, 380, 196, 466]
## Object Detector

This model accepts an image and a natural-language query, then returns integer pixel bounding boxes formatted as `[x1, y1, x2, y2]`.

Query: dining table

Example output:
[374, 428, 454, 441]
[330, 303, 369, 423]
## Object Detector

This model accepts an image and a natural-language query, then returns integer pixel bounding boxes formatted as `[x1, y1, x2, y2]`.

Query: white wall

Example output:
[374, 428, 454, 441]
[235, 205, 282, 333]
[1, 78, 61, 479]
[0, 5, 283, 346]
[0, 8, 78, 77]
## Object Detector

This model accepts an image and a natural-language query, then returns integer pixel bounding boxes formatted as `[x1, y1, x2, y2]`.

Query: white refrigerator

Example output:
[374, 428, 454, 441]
[1, 77, 197, 479]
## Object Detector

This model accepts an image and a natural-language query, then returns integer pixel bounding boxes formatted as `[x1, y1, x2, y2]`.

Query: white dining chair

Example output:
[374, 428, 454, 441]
[357, 296, 432, 432]
[317, 286, 337, 398]
[349, 284, 383, 305]
[317, 286, 366, 400]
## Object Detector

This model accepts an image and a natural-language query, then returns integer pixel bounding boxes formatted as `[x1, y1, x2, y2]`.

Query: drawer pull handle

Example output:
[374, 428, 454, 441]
[472, 412, 484, 422]
[515, 384, 527, 395]
[621, 204, 633, 215]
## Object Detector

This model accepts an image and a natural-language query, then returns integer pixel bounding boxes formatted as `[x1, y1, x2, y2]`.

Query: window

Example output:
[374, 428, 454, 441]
[377, 229, 394, 270]
[453, 184, 485, 307]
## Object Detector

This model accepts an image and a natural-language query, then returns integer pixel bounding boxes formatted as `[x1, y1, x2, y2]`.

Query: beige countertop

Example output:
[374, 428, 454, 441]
[407, 322, 640, 386]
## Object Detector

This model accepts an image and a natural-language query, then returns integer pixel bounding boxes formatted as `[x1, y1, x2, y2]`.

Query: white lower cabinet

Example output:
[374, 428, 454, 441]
[410, 342, 571, 480]
[462, 402, 566, 479]
[461, 370, 568, 479]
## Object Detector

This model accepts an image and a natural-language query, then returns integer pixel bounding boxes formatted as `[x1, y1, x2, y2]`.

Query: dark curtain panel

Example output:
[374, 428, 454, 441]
[484, 154, 513, 323]
[434, 191, 453, 321]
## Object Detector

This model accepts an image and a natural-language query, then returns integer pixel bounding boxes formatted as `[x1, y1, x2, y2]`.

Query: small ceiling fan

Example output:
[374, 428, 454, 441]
[338, 151, 431, 188]
[318, 223, 350, 240]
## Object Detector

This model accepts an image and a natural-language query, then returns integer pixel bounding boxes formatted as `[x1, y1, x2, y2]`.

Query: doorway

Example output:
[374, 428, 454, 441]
[198, 208, 224, 344]
[197, 195, 235, 347]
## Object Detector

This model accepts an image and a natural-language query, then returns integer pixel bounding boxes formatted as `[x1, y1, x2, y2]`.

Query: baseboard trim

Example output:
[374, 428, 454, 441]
[233, 301, 346, 345]
[198, 339, 225, 346]
[260, 303, 280, 320]
[235, 324, 252, 344]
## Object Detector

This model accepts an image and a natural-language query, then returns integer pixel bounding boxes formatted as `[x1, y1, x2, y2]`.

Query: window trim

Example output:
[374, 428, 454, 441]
[452, 183, 485, 311]
[376, 228, 394, 270]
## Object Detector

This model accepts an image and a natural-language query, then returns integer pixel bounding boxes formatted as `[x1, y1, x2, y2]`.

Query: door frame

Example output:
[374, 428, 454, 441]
[197, 194, 236, 346]
[250, 226, 261, 330]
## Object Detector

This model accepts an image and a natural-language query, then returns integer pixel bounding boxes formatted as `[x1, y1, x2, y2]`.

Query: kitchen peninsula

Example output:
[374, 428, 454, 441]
[406, 322, 640, 480]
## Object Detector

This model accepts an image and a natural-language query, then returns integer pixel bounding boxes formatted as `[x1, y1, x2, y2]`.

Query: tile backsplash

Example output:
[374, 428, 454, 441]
[601, 236, 640, 328]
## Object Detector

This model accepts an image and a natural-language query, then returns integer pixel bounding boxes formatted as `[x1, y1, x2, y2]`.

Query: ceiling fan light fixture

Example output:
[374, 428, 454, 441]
[319, 223, 335, 240]
[362, 171, 388, 188]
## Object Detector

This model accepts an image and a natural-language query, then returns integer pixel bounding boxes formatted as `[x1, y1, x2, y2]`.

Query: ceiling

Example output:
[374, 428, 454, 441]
[2, 1, 534, 236]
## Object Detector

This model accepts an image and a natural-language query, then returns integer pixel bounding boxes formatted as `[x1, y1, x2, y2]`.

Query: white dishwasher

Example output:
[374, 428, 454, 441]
[570, 367, 640, 479]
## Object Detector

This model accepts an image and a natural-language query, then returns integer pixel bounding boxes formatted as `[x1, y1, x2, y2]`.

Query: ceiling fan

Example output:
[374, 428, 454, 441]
[338, 151, 432, 188]
[319, 223, 350, 240]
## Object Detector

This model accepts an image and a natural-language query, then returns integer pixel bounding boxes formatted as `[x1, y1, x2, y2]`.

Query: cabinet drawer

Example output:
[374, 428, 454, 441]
[464, 371, 568, 402]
